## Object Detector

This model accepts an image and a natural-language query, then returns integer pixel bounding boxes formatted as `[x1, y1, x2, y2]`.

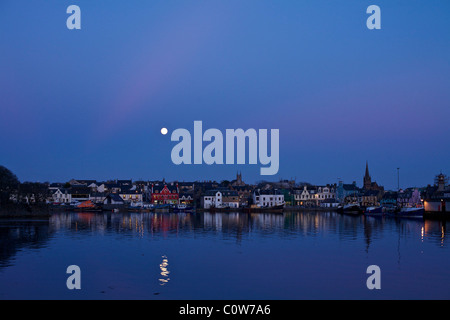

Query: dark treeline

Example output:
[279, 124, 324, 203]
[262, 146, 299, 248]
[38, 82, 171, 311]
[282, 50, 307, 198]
[0, 165, 50, 215]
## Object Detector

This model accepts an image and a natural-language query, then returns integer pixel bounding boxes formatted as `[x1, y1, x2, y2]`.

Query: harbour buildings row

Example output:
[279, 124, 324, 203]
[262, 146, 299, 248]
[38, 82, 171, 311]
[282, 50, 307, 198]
[8, 163, 450, 214]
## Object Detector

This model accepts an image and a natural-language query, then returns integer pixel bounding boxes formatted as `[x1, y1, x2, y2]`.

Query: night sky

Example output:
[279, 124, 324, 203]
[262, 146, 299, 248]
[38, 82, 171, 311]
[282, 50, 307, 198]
[1, 0, 449, 190]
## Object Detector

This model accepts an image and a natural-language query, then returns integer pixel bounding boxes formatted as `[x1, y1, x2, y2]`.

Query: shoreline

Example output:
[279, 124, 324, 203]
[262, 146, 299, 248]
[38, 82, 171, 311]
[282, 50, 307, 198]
[194, 206, 338, 213]
[2, 203, 447, 220]
[0, 204, 51, 218]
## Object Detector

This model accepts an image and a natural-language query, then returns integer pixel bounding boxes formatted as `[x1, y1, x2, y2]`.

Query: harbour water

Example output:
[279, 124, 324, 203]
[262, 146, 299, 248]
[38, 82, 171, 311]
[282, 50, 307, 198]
[0, 211, 449, 300]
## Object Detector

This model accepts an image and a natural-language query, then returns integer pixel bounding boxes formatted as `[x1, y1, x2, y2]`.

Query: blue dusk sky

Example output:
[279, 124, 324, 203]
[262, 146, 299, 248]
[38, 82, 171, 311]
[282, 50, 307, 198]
[0, 0, 449, 190]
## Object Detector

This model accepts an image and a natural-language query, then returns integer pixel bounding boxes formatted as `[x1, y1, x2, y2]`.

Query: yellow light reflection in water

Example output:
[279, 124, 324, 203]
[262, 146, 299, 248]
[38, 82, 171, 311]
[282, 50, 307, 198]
[159, 255, 170, 286]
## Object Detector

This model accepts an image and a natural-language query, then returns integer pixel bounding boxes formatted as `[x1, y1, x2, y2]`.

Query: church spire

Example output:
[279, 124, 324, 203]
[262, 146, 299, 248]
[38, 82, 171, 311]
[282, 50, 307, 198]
[364, 161, 372, 189]
[365, 161, 370, 179]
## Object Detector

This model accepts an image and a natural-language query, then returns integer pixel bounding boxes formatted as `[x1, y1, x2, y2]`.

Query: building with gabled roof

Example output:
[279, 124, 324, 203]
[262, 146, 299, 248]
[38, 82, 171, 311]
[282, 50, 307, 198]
[151, 183, 179, 205]
[252, 189, 285, 208]
[70, 185, 91, 202]
[201, 189, 239, 209]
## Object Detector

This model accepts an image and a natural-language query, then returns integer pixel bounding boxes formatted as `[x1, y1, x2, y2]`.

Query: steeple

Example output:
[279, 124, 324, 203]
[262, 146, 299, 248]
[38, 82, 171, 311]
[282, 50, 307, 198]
[363, 161, 372, 189]
[365, 161, 370, 179]
[234, 171, 244, 186]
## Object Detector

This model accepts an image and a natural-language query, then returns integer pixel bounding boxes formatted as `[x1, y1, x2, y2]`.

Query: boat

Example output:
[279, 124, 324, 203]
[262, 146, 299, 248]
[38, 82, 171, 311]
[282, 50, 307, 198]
[206, 206, 235, 213]
[173, 204, 194, 212]
[127, 207, 143, 212]
[242, 204, 284, 214]
[364, 206, 384, 216]
[337, 203, 363, 215]
[74, 200, 102, 212]
[154, 203, 171, 212]
[127, 202, 154, 212]
[391, 206, 424, 218]
[127, 202, 142, 212]
[383, 205, 397, 214]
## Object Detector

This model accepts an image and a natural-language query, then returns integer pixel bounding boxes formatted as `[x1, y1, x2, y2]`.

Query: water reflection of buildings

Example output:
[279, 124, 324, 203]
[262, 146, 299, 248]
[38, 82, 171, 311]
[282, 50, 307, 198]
[42, 211, 450, 249]
[49, 212, 197, 238]
[423, 219, 447, 246]
[1, 212, 449, 272]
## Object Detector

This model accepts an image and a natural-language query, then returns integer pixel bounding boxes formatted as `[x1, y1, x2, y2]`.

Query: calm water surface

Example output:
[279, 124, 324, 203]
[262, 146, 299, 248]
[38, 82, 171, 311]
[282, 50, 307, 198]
[0, 211, 449, 299]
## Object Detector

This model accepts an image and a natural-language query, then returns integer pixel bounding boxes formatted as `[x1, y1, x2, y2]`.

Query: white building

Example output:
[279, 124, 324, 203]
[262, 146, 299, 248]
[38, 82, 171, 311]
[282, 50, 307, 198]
[294, 186, 316, 205]
[253, 189, 285, 208]
[320, 198, 340, 208]
[294, 185, 336, 206]
[97, 184, 107, 193]
[201, 190, 239, 209]
[316, 185, 336, 202]
[202, 190, 222, 209]
[51, 188, 72, 204]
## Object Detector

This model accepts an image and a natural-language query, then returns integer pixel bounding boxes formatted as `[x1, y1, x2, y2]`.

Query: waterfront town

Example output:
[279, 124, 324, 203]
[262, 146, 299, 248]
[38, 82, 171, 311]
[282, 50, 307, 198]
[0, 163, 449, 219]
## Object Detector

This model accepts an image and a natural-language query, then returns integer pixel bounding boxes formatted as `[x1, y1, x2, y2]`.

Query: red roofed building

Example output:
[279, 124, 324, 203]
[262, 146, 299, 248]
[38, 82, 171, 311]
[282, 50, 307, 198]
[151, 183, 179, 204]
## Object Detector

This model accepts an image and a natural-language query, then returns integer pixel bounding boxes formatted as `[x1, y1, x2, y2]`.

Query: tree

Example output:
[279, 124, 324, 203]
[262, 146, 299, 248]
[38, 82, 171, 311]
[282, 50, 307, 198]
[220, 180, 231, 187]
[0, 165, 20, 204]
[18, 182, 50, 204]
